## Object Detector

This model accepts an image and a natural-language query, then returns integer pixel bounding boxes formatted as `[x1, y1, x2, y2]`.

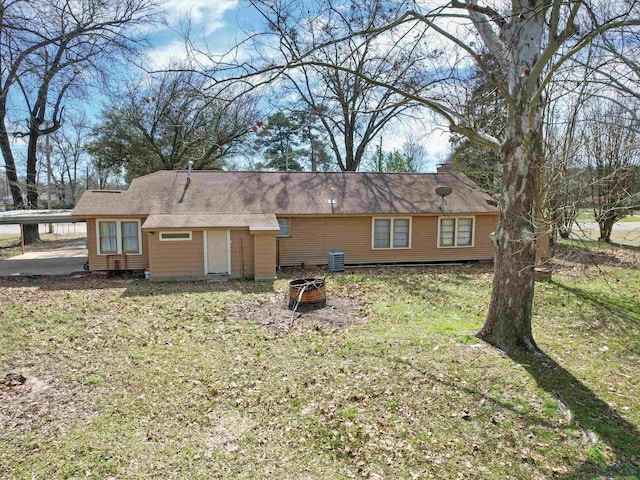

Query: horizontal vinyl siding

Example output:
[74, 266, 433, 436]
[254, 234, 276, 279]
[230, 229, 254, 278]
[148, 229, 204, 278]
[277, 215, 497, 266]
[87, 217, 149, 271]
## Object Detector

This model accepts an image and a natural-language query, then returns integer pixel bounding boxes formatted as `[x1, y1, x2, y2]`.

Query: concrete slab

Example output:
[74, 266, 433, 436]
[0, 243, 87, 276]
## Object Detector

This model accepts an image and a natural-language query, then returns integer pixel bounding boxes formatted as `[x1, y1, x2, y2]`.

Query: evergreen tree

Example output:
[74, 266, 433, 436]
[447, 56, 505, 195]
[255, 112, 305, 171]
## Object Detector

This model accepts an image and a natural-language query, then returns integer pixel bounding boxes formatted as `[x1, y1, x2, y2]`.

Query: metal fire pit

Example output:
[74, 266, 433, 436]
[288, 278, 326, 309]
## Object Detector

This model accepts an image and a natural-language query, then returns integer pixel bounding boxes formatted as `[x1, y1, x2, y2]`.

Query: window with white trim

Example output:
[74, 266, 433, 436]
[438, 217, 474, 248]
[121, 221, 140, 253]
[277, 218, 290, 237]
[96, 219, 142, 255]
[98, 221, 117, 254]
[372, 217, 412, 249]
[160, 231, 192, 241]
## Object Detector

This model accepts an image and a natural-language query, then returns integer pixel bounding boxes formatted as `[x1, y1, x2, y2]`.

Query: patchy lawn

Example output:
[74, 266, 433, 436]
[1, 246, 639, 479]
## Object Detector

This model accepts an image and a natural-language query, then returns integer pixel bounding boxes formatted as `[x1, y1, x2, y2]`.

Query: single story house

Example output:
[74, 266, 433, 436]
[71, 167, 499, 281]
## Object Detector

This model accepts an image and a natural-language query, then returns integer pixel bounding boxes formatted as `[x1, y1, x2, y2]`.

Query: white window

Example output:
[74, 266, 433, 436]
[121, 221, 140, 253]
[159, 231, 192, 241]
[277, 218, 290, 237]
[372, 217, 412, 249]
[98, 221, 117, 254]
[438, 217, 474, 248]
[96, 219, 142, 255]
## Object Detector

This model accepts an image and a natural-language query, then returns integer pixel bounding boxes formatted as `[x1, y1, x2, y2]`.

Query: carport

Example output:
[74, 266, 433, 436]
[0, 209, 87, 276]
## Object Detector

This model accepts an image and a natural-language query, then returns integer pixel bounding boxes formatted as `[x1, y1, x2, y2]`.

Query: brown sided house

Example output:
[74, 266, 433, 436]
[72, 169, 499, 281]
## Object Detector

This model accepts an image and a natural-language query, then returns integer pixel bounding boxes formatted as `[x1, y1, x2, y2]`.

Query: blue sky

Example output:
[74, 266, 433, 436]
[3, 1, 449, 173]
[5, 0, 443, 174]
[148, 0, 261, 68]
[142, 1, 451, 171]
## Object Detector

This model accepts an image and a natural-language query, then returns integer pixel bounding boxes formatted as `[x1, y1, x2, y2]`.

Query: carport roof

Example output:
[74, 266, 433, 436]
[0, 209, 82, 224]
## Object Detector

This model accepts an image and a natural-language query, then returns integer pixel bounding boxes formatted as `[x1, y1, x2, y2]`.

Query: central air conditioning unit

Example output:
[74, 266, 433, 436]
[328, 251, 345, 272]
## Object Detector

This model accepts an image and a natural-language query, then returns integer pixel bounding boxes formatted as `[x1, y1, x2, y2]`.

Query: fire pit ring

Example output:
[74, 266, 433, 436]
[288, 278, 326, 308]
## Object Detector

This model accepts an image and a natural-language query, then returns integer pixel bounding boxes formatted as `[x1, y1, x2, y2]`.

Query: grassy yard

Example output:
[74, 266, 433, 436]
[1, 243, 639, 479]
[576, 210, 640, 223]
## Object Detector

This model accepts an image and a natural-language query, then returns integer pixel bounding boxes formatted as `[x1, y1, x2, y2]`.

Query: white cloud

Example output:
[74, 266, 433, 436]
[380, 117, 451, 172]
[147, 39, 181, 66]
[162, 0, 238, 35]
[147, 39, 190, 68]
[146, 38, 232, 70]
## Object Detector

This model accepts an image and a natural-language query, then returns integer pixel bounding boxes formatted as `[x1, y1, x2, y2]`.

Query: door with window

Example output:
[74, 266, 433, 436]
[206, 230, 229, 274]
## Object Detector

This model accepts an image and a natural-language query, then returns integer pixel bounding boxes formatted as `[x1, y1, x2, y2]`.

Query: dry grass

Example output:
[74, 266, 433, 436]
[0, 246, 639, 479]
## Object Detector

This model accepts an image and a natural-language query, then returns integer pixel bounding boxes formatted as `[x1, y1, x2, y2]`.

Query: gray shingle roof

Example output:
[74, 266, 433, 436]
[72, 170, 498, 217]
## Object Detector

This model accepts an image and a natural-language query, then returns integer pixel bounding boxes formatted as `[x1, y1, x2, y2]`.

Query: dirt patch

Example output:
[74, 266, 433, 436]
[204, 411, 256, 457]
[226, 293, 367, 334]
[0, 371, 97, 436]
[1, 372, 54, 433]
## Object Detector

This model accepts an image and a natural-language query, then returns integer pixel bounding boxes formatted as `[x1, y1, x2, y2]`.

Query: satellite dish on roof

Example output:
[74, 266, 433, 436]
[435, 185, 452, 198]
[435, 185, 452, 212]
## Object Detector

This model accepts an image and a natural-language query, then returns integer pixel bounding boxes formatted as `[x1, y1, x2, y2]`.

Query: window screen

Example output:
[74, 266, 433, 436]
[439, 219, 455, 247]
[121, 221, 140, 253]
[393, 219, 410, 248]
[99, 221, 117, 254]
[374, 219, 391, 248]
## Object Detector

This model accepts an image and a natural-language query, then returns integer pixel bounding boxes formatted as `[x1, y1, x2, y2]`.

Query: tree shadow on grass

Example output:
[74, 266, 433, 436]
[508, 348, 640, 479]
[385, 351, 639, 478]
[551, 280, 640, 338]
[553, 240, 639, 270]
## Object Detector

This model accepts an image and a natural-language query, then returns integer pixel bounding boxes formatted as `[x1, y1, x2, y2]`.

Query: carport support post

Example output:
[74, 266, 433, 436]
[20, 223, 25, 254]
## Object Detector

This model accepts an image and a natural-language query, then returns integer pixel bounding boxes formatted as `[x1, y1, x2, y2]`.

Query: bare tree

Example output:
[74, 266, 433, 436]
[583, 101, 640, 242]
[540, 64, 596, 242]
[206, 0, 640, 352]
[249, 0, 436, 171]
[89, 69, 260, 181]
[400, 135, 427, 173]
[363, 135, 426, 172]
[46, 114, 92, 206]
[0, 0, 158, 243]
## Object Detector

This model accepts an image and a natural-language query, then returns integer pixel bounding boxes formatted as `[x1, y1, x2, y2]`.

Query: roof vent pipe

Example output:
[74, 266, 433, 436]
[187, 161, 193, 185]
[328, 187, 336, 213]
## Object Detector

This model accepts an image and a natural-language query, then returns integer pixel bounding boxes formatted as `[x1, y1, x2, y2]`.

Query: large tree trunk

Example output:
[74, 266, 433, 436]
[343, 124, 357, 171]
[598, 216, 615, 243]
[476, 1, 546, 353]
[477, 129, 540, 353]
[0, 112, 25, 208]
[24, 129, 41, 244]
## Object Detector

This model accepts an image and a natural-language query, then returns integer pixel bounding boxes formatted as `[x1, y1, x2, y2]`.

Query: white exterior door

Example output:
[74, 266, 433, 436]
[206, 230, 229, 274]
